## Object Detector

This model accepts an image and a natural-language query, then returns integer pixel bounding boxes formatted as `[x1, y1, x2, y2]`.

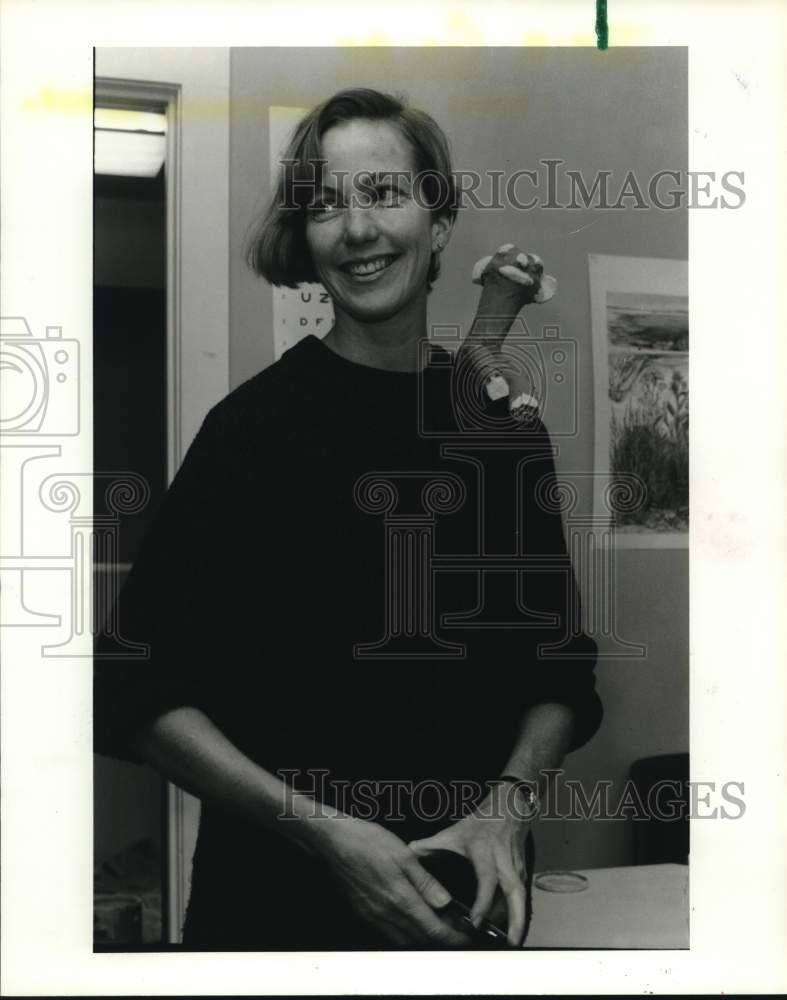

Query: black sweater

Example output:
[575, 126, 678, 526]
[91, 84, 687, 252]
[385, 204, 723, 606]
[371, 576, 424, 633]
[94, 334, 602, 948]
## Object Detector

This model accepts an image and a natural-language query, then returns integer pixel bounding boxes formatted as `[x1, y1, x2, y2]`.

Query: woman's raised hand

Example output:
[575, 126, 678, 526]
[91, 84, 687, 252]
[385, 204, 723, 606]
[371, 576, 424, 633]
[312, 815, 473, 947]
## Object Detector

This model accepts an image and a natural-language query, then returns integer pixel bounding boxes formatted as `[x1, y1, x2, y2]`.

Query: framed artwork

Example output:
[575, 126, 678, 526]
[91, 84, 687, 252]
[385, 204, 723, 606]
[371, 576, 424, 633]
[589, 254, 688, 548]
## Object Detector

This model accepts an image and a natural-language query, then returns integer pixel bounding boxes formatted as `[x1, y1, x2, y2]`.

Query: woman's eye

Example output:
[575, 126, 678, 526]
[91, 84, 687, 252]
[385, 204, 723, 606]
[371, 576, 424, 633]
[309, 199, 342, 218]
[376, 185, 404, 207]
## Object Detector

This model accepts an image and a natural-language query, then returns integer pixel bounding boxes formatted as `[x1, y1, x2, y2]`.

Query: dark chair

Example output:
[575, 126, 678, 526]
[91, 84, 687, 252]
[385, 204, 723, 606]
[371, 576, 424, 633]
[628, 753, 689, 865]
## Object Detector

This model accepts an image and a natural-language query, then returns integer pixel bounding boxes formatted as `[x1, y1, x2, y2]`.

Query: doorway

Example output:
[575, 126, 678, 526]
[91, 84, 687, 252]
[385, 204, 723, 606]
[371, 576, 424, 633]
[92, 50, 231, 947]
[92, 94, 170, 947]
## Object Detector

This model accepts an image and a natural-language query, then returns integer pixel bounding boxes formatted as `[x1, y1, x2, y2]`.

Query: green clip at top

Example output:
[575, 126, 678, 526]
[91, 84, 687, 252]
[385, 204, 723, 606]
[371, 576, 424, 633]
[596, 0, 609, 50]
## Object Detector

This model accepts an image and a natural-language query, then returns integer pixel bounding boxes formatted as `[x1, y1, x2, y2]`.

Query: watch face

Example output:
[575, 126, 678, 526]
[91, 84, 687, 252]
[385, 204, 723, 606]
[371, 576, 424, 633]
[518, 789, 539, 818]
[496, 778, 539, 819]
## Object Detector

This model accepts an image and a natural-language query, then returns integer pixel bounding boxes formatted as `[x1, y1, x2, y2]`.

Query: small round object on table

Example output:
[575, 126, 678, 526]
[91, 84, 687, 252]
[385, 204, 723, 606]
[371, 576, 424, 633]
[534, 870, 589, 893]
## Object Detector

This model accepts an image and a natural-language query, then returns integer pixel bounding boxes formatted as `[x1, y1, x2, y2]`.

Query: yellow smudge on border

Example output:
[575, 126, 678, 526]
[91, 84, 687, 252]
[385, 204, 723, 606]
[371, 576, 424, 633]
[603, 20, 647, 45]
[22, 87, 92, 116]
[336, 30, 398, 47]
[22, 86, 236, 124]
[94, 108, 167, 133]
[19, 17, 654, 125]
[324, 7, 655, 48]
[446, 8, 485, 41]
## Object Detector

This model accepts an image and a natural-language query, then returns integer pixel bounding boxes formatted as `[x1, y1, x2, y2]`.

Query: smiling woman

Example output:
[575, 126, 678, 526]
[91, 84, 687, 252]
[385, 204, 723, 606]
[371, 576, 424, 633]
[248, 88, 459, 369]
[94, 86, 602, 951]
[303, 118, 451, 331]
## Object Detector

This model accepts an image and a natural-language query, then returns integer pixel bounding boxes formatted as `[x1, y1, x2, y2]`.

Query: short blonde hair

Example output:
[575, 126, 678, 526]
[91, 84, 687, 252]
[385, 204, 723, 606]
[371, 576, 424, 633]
[245, 87, 458, 292]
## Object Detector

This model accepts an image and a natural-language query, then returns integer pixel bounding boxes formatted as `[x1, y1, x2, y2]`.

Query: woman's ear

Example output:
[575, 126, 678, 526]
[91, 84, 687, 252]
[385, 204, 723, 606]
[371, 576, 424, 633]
[431, 213, 454, 254]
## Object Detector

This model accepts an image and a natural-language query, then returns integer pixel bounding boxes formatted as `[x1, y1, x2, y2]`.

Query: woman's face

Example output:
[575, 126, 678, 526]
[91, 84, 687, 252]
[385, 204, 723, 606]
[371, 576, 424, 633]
[305, 118, 451, 325]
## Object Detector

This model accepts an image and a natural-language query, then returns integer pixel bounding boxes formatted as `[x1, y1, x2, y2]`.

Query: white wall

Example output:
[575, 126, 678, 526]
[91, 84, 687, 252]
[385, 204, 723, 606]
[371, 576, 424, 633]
[228, 46, 689, 869]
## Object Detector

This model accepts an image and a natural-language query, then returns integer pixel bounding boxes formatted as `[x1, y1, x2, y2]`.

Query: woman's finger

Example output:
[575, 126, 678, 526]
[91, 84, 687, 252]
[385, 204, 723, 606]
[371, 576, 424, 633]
[398, 871, 472, 947]
[401, 858, 475, 946]
[467, 847, 498, 927]
[494, 848, 526, 947]
[402, 855, 452, 911]
[407, 829, 460, 858]
[408, 899, 471, 948]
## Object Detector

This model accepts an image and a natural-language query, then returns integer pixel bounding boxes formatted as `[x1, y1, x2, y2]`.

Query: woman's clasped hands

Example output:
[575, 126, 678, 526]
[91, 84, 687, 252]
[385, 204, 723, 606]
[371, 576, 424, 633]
[311, 780, 534, 948]
[312, 815, 473, 948]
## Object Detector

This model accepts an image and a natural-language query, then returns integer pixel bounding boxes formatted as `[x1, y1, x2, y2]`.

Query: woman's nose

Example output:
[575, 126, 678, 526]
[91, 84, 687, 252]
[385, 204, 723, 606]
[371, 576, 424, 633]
[343, 204, 379, 244]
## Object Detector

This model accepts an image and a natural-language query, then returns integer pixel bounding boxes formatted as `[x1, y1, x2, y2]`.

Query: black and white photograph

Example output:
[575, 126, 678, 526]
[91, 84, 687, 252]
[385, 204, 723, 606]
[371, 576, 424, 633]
[91, 45, 690, 952]
[2, 3, 786, 996]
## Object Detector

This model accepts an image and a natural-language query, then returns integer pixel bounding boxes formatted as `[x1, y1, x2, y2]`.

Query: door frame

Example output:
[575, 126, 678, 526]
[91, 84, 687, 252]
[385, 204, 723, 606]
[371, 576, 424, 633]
[95, 49, 230, 943]
[94, 78, 183, 483]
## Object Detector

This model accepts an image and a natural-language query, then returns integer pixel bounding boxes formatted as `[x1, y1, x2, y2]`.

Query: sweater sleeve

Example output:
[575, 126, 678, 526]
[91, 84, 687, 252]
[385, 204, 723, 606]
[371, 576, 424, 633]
[485, 401, 603, 753]
[93, 403, 244, 764]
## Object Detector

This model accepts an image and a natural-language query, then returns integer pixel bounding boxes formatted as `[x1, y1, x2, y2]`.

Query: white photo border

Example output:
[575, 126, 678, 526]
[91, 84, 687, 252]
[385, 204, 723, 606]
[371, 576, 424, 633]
[2, 1, 786, 995]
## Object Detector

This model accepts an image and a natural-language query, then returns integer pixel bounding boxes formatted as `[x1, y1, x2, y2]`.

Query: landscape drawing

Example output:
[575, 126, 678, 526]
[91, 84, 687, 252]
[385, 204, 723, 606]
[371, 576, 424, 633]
[606, 290, 689, 535]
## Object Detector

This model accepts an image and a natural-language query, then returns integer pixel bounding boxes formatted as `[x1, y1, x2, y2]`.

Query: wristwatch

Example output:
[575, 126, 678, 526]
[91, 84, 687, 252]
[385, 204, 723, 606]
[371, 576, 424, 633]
[497, 774, 540, 818]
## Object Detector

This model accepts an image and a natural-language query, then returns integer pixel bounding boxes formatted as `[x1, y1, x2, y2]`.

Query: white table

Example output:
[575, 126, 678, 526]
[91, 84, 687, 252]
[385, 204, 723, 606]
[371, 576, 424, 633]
[523, 863, 689, 949]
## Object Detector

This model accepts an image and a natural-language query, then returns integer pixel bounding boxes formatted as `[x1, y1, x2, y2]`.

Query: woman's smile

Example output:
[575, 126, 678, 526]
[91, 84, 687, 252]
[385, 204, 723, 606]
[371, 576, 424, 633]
[341, 253, 401, 280]
[305, 118, 451, 326]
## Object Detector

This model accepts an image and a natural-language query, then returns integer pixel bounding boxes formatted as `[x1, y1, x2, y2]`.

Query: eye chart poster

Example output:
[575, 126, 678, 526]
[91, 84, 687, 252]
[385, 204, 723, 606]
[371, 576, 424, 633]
[269, 107, 334, 360]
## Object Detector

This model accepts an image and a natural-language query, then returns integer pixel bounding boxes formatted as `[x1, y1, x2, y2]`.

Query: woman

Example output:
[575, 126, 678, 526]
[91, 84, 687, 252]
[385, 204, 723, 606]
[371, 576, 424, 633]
[95, 87, 602, 950]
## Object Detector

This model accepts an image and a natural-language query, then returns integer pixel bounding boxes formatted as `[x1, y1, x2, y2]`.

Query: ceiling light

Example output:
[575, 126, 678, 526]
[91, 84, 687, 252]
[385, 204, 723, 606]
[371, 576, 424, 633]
[94, 108, 167, 134]
[94, 107, 167, 177]
[94, 130, 166, 178]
